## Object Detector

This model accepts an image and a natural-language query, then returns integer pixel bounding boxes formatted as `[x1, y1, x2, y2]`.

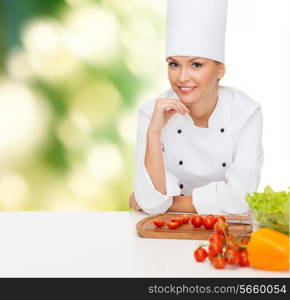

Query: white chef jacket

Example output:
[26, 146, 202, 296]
[133, 86, 264, 215]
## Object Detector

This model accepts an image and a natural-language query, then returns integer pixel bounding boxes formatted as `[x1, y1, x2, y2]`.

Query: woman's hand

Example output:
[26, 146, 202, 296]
[168, 196, 197, 213]
[128, 192, 142, 211]
[148, 98, 190, 135]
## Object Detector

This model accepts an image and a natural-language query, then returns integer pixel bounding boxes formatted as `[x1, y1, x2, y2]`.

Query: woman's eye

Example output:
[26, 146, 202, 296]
[168, 62, 178, 67]
[192, 62, 202, 68]
[168, 62, 202, 68]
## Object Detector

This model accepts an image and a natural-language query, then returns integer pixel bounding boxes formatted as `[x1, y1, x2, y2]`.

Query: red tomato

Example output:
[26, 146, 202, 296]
[239, 250, 249, 267]
[171, 217, 183, 225]
[194, 247, 208, 262]
[206, 214, 215, 219]
[212, 256, 227, 269]
[208, 241, 223, 257]
[208, 253, 215, 262]
[206, 214, 217, 223]
[226, 239, 240, 251]
[240, 238, 249, 245]
[239, 238, 249, 249]
[227, 234, 235, 240]
[167, 221, 179, 229]
[209, 233, 225, 244]
[181, 215, 190, 224]
[203, 217, 216, 229]
[153, 219, 165, 227]
[213, 220, 228, 234]
[191, 216, 204, 228]
[225, 249, 240, 265]
[216, 216, 226, 222]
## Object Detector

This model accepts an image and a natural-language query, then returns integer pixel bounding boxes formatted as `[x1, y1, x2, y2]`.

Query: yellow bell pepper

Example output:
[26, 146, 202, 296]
[247, 228, 289, 271]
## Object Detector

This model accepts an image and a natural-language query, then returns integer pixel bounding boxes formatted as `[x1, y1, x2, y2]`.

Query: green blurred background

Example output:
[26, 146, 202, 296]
[0, 0, 168, 210]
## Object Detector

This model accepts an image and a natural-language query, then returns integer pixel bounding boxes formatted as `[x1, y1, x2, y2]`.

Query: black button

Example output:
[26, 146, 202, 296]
[177, 129, 182, 134]
[179, 184, 183, 189]
[162, 147, 165, 152]
[222, 162, 227, 167]
[220, 128, 225, 133]
[180, 193, 184, 196]
[179, 160, 183, 165]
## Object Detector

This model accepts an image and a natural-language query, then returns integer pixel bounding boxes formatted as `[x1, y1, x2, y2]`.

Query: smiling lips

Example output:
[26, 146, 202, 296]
[178, 86, 197, 94]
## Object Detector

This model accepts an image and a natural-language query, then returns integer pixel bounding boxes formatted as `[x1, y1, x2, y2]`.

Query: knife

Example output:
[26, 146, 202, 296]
[226, 219, 252, 225]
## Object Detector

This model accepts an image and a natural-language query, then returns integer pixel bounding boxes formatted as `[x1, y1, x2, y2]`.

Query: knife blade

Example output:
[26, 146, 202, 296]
[226, 219, 252, 225]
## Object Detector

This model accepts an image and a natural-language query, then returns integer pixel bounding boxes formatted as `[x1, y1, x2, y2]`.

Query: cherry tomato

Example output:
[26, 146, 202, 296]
[191, 216, 204, 228]
[203, 217, 216, 229]
[206, 214, 217, 223]
[213, 220, 228, 234]
[167, 221, 179, 229]
[208, 241, 223, 257]
[239, 250, 249, 267]
[209, 233, 225, 244]
[194, 247, 208, 262]
[206, 214, 215, 219]
[227, 234, 235, 240]
[153, 219, 165, 227]
[226, 239, 240, 251]
[212, 256, 227, 269]
[181, 215, 190, 224]
[239, 238, 249, 249]
[225, 249, 240, 265]
[240, 238, 249, 245]
[171, 217, 184, 225]
[216, 216, 226, 222]
[208, 253, 215, 262]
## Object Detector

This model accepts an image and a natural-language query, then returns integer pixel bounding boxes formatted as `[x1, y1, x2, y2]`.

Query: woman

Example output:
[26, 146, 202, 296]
[129, 0, 263, 215]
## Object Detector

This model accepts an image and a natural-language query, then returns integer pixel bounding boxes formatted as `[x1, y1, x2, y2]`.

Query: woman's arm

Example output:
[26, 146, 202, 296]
[129, 192, 197, 213]
[144, 127, 196, 212]
[133, 98, 190, 214]
[144, 98, 189, 195]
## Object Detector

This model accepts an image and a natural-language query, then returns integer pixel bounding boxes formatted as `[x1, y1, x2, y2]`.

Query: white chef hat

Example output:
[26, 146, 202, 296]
[166, 0, 227, 63]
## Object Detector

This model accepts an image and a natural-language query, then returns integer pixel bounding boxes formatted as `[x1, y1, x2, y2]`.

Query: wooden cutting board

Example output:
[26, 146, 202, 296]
[136, 213, 252, 240]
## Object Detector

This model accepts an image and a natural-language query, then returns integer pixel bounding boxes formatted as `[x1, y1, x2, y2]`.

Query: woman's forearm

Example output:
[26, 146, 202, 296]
[145, 130, 196, 213]
[144, 129, 166, 195]
[144, 129, 197, 213]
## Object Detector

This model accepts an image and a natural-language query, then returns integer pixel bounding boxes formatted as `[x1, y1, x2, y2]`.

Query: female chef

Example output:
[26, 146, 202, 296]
[129, 0, 264, 215]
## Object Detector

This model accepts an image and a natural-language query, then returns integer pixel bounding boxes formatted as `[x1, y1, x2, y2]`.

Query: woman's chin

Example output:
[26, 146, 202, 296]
[178, 93, 197, 104]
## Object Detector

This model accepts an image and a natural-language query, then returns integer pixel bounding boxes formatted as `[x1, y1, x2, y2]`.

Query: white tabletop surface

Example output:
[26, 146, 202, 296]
[0, 211, 289, 278]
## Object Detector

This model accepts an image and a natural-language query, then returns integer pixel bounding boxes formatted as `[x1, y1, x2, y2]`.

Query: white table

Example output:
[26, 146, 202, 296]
[0, 212, 289, 278]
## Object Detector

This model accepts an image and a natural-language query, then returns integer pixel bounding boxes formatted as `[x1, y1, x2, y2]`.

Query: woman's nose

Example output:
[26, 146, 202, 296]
[178, 68, 191, 82]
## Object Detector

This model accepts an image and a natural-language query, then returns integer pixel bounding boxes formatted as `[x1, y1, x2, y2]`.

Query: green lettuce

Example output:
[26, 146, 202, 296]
[246, 186, 289, 234]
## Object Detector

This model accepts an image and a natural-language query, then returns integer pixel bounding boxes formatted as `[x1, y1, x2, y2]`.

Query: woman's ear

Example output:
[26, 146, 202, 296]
[217, 63, 226, 80]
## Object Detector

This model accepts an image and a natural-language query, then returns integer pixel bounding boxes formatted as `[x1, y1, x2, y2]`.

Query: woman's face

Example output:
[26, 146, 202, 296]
[167, 56, 225, 105]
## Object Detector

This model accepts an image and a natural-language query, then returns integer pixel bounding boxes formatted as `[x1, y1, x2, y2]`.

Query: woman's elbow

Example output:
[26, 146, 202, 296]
[134, 191, 173, 215]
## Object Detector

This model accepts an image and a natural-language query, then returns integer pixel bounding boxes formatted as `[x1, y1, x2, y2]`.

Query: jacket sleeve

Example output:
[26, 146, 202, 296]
[192, 106, 264, 215]
[133, 106, 181, 215]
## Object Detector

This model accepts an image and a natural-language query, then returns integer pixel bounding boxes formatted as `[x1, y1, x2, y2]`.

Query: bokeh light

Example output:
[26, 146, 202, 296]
[21, 18, 80, 82]
[0, 80, 51, 166]
[62, 3, 120, 65]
